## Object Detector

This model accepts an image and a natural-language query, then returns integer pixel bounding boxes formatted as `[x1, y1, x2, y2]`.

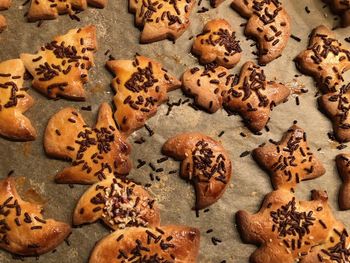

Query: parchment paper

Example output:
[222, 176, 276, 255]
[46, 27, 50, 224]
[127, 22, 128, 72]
[0, 0, 350, 262]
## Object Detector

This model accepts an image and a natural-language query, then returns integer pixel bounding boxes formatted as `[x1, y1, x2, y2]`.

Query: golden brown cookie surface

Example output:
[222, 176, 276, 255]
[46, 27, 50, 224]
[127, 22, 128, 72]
[253, 124, 325, 190]
[73, 177, 160, 230]
[0, 15, 5, 32]
[89, 225, 200, 263]
[231, 0, 291, 65]
[20, 25, 97, 100]
[106, 55, 181, 135]
[162, 132, 232, 210]
[44, 103, 132, 184]
[0, 177, 71, 256]
[192, 19, 242, 69]
[0, 59, 36, 141]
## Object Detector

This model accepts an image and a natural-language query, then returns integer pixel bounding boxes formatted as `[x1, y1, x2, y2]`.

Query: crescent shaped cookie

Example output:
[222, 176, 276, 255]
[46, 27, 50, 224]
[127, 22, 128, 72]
[253, 124, 325, 190]
[73, 177, 160, 229]
[295, 25, 350, 93]
[89, 225, 200, 263]
[192, 19, 242, 69]
[0, 177, 71, 256]
[44, 102, 132, 184]
[129, 0, 195, 43]
[236, 189, 346, 263]
[231, 0, 291, 65]
[106, 55, 181, 135]
[20, 25, 97, 100]
[0, 59, 36, 141]
[162, 132, 232, 210]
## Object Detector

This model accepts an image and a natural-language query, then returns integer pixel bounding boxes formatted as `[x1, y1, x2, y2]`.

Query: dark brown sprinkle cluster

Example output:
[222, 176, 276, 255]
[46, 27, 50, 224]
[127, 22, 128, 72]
[0, 76, 22, 110]
[116, 228, 176, 262]
[270, 197, 315, 250]
[189, 139, 227, 185]
[0, 196, 46, 246]
[270, 128, 314, 183]
[199, 27, 242, 56]
[137, 0, 192, 27]
[327, 83, 350, 130]
[318, 229, 350, 262]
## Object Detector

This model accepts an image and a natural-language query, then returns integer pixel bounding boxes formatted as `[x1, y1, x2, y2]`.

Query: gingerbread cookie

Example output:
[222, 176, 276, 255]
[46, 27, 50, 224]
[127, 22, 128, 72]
[319, 83, 350, 142]
[192, 19, 242, 69]
[324, 0, 350, 27]
[336, 153, 350, 210]
[20, 25, 97, 100]
[236, 188, 345, 263]
[106, 55, 181, 135]
[0, 177, 71, 256]
[162, 132, 232, 210]
[253, 124, 325, 190]
[89, 225, 200, 263]
[44, 103, 132, 184]
[0, 59, 36, 141]
[27, 0, 107, 22]
[231, 0, 291, 65]
[129, 0, 195, 43]
[73, 177, 160, 229]
[295, 25, 350, 93]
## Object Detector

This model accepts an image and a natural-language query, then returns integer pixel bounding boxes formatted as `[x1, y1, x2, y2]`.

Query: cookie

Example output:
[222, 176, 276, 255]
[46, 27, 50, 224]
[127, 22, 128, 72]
[0, 15, 6, 32]
[231, 0, 291, 65]
[253, 124, 325, 190]
[324, 0, 350, 27]
[0, 59, 36, 141]
[73, 177, 160, 229]
[129, 0, 195, 43]
[162, 132, 232, 210]
[27, 0, 107, 22]
[236, 188, 345, 263]
[336, 153, 350, 210]
[89, 225, 200, 263]
[0, 177, 71, 256]
[44, 103, 132, 184]
[319, 83, 350, 142]
[20, 25, 97, 100]
[0, 0, 11, 10]
[182, 63, 229, 113]
[106, 55, 181, 135]
[192, 19, 242, 69]
[295, 25, 350, 93]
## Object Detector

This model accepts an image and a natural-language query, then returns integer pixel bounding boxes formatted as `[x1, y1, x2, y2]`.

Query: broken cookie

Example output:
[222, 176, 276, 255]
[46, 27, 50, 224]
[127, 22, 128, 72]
[0, 59, 36, 141]
[106, 55, 181, 135]
[231, 0, 291, 65]
[319, 83, 350, 142]
[44, 102, 132, 184]
[20, 25, 97, 100]
[162, 132, 232, 210]
[295, 25, 350, 93]
[236, 188, 346, 263]
[0, 177, 71, 256]
[192, 19, 242, 69]
[73, 177, 160, 229]
[253, 124, 325, 190]
[129, 0, 195, 43]
[336, 153, 350, 210]
[323, 0, 350, 27]
[89, 225, 200, 263]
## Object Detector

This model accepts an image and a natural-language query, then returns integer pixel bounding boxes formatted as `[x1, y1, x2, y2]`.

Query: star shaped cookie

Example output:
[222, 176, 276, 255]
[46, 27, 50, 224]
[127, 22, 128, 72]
[192, 19, 242, 69]
[236, 188, 346, 263]
[162, 132, 232, 210]
[129, 0, 195, 43]
[0, 59, 36, 141]
[73, 177, 160, 230]
[106, 55, 181, 135]
[0, 177, 71, 256]
[295, 25, 350, 93]
[231, 0, 291, 65]
[44, 103, 132, 184]
[319, 83, 350, 142]
[20, 25, 97, 100]
[253, 124, 325, 190]
[89, 225, 200, 263]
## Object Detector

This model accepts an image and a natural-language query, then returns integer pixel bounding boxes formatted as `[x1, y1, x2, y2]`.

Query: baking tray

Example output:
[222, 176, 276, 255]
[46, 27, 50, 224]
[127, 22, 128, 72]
[0, 0, 350, 262]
